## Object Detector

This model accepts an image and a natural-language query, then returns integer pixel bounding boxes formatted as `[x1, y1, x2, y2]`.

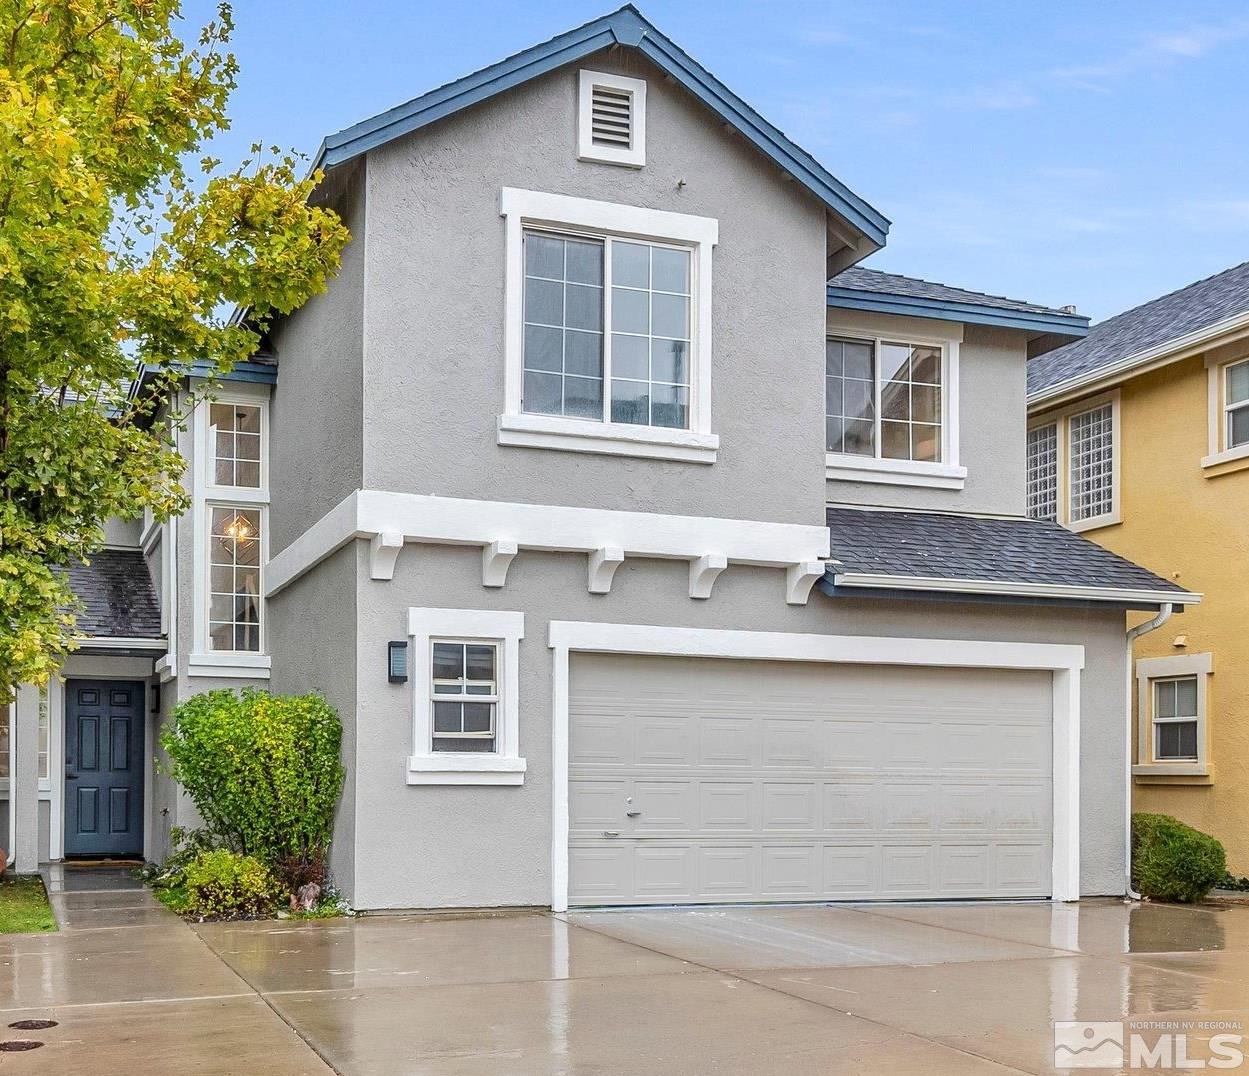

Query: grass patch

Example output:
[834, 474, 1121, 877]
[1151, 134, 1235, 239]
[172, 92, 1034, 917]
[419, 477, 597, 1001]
[0, 875, 57, 933]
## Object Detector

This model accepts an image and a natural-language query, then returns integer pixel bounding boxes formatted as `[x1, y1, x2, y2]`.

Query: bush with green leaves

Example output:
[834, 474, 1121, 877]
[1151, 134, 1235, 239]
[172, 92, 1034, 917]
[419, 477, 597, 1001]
[160, 690, 344, 894]
[1132, 812, 1226, 903]
[181, 850, 281, 919]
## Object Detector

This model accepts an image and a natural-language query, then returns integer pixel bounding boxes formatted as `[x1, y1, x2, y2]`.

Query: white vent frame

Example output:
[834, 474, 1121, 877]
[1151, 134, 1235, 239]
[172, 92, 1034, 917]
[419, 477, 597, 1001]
[578, 70, 646, 168]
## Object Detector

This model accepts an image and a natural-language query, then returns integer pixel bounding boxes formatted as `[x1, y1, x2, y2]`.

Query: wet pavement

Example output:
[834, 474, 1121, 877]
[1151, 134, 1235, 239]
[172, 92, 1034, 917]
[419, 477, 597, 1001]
[3, 868, 1249, 1074]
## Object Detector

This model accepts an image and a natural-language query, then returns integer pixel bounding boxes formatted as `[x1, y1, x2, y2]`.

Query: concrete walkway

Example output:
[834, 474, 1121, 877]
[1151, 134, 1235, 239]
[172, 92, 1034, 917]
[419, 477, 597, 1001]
[0, 866, 331, 1073]
[4, 870, 1249, 1074]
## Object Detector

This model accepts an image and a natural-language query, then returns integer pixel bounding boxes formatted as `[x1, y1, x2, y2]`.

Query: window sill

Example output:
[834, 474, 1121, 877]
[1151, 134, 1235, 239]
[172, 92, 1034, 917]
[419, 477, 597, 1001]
[1201, 444, 1249, 470]
[825, 453, 966, 490]
[498, 414, 718, 464]
[188, 653, 272, 679]
[407, 753, 527, 786]
[1132, 763, 1208, 777]
[1070, 512, 1121, 533]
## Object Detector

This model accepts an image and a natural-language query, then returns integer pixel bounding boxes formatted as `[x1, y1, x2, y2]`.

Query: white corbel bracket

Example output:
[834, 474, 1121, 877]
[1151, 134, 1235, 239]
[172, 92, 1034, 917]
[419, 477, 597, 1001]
[785, 560, 827, 605]
[370, 531, 404, 580]
[588, 546, 625, 594]
[688, 554, 727, 599]
[482, 540, 519, 588]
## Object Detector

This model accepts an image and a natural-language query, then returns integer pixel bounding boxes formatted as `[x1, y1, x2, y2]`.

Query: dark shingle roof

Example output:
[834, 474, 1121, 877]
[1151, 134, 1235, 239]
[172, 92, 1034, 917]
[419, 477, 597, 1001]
[825, 506, 1190, 600]
[1029, 262, 1249, 397]
[67, 549, 163, 639]
[829, 267, 1074, 316]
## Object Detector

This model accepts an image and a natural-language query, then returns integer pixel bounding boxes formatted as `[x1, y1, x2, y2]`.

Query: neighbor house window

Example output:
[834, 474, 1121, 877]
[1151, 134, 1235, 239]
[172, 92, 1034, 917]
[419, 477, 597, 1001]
[208, 507, 262, 652]
[825, 337, 943, 464]
[522, 230, 691, 430]
[1027, 393, 1119, 530]
[1068, 403, 1114, 523]
[1026, 423, 1058, 521]
[1224, 359, 1249, 450]
[1134, 653, 1211, 776]
[209, 402, 262, 487]
[431, 641, 499, 753]
[1153, 676, 1199, 761]
[0, 688, 50, 784]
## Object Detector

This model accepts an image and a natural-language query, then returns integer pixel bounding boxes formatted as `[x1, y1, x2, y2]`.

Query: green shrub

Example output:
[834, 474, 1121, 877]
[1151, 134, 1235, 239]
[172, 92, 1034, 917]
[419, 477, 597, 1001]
[1132, 812, 1226, 903]
[182, 850, 281, 919]
[160, 690, 345, 894]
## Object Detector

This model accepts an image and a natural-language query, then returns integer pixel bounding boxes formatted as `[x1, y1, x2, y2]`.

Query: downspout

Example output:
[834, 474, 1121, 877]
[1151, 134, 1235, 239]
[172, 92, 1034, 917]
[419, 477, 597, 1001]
[1123, 603, 1175, 899]
[5, 701, 14, 869]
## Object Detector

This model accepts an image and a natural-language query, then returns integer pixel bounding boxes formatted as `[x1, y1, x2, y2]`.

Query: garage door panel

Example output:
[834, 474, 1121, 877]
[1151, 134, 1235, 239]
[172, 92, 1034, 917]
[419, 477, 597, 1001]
[569, 655, 1053, 905]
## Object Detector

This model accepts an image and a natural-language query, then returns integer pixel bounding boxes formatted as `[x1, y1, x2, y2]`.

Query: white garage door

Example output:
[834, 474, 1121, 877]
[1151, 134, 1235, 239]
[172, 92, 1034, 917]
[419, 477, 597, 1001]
[568, 654, 1053, 905]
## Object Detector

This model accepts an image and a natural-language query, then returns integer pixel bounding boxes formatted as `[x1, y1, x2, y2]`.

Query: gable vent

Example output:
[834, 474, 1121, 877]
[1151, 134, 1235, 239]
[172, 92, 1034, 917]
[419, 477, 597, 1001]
[590, 85, 634, 149]
[578, 70, 646, 167]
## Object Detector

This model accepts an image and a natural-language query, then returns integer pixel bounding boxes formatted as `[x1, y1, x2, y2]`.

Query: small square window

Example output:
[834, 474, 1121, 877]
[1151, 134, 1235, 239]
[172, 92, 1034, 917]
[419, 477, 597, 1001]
[209, 402, 263, 488]
[1225, 359, 1249, 450]
[430, 640, 499, 753]
[1153, 675, 1200, 762]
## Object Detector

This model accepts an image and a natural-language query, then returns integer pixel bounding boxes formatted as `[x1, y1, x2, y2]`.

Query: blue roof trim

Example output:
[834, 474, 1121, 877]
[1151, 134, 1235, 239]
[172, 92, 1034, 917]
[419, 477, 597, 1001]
[826, 285, 1090, 338]
[139, 359, 277, 385]
[318, 5, 889, 246]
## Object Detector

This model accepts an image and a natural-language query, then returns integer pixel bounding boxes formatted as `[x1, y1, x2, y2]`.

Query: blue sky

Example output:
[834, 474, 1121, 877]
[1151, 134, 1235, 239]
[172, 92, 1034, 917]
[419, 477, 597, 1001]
[183, 1, 1249, 321]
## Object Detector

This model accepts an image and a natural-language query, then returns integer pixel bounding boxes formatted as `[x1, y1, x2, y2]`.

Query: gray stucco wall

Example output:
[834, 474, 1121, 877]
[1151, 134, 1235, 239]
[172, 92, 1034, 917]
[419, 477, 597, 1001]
[269, 162, 366, 556]
[267, 542, 359, 898]
[360, 49, 828, 527]
[336, 542, 1127, 910]
[825, 310, 1029, 515]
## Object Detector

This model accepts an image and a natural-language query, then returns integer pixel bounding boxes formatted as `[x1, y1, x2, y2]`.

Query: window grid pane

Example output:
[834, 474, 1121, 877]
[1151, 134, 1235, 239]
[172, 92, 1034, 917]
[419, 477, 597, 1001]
[209, 403, 262, 488]
[431, 640, 498, 752]
[879, 342, 942, 463]
[609, 240, 692, 430]
[1227, 361, 1249, 449]
[1026, 423, 1058, 521]
[1068, 404, 1114, 521]
[825, 338, 876, 456]
[522, 232, 605, 420]
[208, 507, 262, 652]
[1153, 675, 1199, 762]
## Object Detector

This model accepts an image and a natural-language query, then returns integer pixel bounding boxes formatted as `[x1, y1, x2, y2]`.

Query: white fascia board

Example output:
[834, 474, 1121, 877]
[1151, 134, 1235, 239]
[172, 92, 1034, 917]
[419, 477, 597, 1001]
[831, 571, 1201, 606]
[265, 489, 830, 597]
[1029, 309, 1249, 410]
[76, 636, 167, 650]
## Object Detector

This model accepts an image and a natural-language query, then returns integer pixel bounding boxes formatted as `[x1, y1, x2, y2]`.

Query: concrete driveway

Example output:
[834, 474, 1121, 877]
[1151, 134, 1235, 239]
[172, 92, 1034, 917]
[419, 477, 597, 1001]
[4, 868, 1249, 1074]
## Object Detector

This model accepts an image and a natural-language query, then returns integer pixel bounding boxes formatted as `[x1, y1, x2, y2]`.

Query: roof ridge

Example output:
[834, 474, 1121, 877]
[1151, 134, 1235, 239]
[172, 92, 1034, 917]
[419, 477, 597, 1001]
[839, 267, 1050, 311]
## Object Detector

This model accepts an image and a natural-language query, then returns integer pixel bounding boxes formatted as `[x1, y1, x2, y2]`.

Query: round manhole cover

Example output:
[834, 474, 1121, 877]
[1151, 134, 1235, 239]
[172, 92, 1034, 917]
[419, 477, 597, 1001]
[7, 1020, 56, 1030]
[0, 1040, 43, 1051]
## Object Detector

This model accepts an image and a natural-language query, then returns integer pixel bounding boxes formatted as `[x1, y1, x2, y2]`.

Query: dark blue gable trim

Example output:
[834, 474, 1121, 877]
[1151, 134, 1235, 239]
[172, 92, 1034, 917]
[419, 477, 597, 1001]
[137, 359, 277, 387]
[318, 5, 889, 247]
[827, 285, 1090, 339]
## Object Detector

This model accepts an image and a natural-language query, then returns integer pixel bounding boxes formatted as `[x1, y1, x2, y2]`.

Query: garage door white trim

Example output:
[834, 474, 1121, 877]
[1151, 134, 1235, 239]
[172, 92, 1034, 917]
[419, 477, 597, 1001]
[548, 622, 1084, 911]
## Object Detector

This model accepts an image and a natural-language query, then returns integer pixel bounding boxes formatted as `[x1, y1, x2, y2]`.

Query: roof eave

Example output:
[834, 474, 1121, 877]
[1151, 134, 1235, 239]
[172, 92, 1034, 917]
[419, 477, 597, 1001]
[316, 5, 890, 248]
[828, 570, 1199, 608]
[827, 286, 1090, 340]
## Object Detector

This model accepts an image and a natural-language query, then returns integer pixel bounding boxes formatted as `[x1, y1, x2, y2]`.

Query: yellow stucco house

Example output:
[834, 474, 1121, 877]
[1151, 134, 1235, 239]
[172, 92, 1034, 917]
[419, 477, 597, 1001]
[1027, 263, 1249, 872]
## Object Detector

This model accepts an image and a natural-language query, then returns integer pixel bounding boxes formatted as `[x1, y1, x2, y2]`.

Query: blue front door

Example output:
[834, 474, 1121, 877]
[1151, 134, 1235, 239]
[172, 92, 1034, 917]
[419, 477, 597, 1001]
[64, 681, 144, 856]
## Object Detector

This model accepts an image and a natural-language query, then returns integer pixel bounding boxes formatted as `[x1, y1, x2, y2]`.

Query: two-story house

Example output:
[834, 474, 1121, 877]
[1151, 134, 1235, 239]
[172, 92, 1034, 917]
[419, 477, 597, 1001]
[1028, 262, 1249, 874]
[4, 7, 1194, 911]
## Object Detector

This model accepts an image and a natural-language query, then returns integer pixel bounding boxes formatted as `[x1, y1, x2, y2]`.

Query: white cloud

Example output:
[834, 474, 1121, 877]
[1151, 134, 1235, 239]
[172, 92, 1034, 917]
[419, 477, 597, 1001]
[1052, 18, 1249, 88]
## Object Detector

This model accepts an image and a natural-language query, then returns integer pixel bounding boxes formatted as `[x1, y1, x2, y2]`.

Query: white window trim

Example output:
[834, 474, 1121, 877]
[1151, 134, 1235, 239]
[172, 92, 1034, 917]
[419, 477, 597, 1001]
[499, 187, 718, 464]
[824, 329, 964, 490]
[189, 389, 271, 678]
[1202, 354, 1249, 469]
[1133, 652, 1211, 777]
[408, 608, 526, 785]
[1028, 390, 1121, 532]
[577, 70, 646, 168]
[547, 621, 1085, 911]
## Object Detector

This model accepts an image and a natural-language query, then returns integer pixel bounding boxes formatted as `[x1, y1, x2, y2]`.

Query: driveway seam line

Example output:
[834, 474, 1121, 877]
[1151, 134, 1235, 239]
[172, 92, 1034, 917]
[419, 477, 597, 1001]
[560, 913, 1040, 1075]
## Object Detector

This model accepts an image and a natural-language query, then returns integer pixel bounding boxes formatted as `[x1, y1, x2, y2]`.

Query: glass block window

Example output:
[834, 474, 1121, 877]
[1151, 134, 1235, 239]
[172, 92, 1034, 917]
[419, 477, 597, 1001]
[1068, 403, 1114, 522]
[1225, 359, 1249, 450]
[825, 338, 875, 456]
[522, 230, 693, 430]
[430, 641, 498, 753]
[1026, 423, 1058, 521]
[1153, 676, 1199, 761]
[209, 403, 262, 487]
[208, 507, 262, 652]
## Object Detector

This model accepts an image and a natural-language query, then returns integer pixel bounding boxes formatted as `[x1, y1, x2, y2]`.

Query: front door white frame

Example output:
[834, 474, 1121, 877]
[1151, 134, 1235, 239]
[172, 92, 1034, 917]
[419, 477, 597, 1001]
[548, 622, 1084, 911]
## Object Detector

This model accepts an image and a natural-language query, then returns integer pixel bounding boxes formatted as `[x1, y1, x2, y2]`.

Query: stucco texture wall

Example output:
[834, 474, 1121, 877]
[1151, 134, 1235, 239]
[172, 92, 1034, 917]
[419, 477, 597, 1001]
[337, 542, 1128, 910]
[360, 49, 828, 526]
[1074, 353, 1249, 872]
